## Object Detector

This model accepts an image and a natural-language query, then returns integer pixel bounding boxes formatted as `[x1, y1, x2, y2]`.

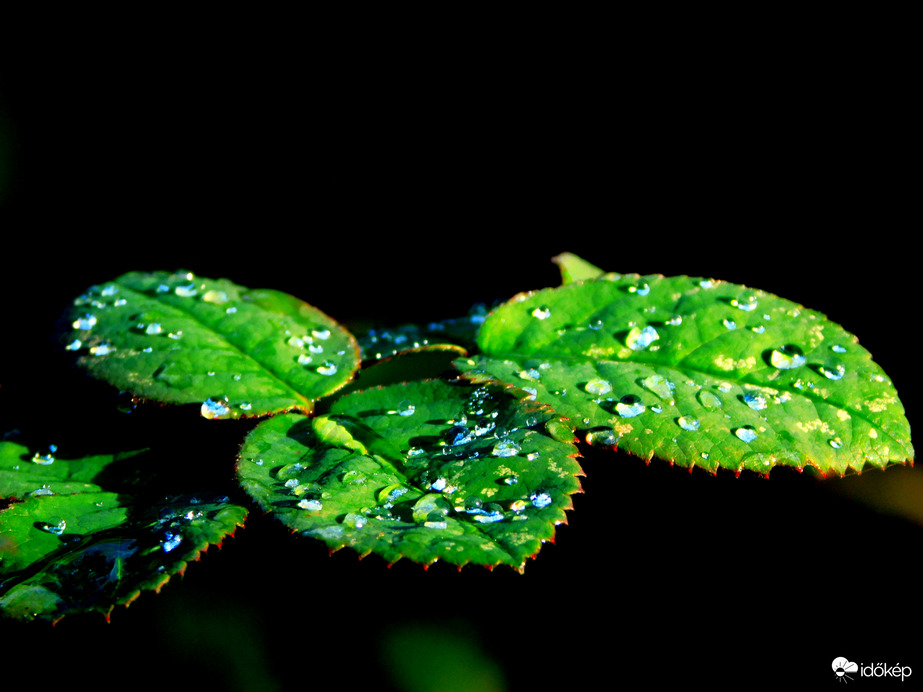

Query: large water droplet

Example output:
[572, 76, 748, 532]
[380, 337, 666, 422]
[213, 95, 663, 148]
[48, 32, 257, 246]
[677, 416, 700, 431]
[732, 293, 759, 311]
[734, 426, 758, 443]
[698, 390, 723, 409]
[530, 491, 552, 508]
[175, 284, 198, 298]
[202, 289, 229, 305]
[626, 325, 659, 351]
[770, 345, 806, 369]
[819, 363, 846, 380]
[397, 400, 415, 416]
[492, 440, 521, 457]
[584, 377, 613, 396]
[640, 374, 674, 401]
[316, 361, 338, 376]
[532, 305, 552, 320]
[298, 498, 323, 510]
[743, 392, 769, 410]
[628, 282, 650, 295]
[201, 396, 231, 419]
[616, 395, 645, 417]
[72, 314, 97, 330]
[38, 519, 67, 535]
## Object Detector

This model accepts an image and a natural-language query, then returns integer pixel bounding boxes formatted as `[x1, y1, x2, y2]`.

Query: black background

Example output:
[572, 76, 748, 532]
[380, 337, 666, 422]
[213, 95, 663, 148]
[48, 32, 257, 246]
[0, 41, 918, 690]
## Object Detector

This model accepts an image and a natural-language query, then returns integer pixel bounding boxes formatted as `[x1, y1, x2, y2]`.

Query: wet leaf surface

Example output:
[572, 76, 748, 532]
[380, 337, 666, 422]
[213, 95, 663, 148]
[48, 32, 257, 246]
[61, 271, 360, 418]
[237, 378, 582, 571]
[0, 436, 247, 622]
[457, 270, 913, 476]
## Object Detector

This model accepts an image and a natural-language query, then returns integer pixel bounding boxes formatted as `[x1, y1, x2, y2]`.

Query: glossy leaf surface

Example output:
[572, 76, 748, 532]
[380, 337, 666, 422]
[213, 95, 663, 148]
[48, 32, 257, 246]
[62, 271, 359, 418]
[237, 379, 582, 571]
[0, 438, 247, 621]
[456, 271, 913, 476]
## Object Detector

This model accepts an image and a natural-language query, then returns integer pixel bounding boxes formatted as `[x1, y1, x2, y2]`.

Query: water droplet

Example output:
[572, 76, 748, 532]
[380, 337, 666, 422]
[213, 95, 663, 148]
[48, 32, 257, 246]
[492, 440, 521, 457]
[626, 325, 659, 351]
[397, 400, 415, 416]
[584, 377, 613, 396]
[161, 532, 183, 552]
[287, 336, 305, 348]
[831, 345, 847, 353]
[472, 504, 505, 523]
[666, 315, 683, 326]
[731, 293, 759, 311]
[819, 363, 846, 380]
[145, 323, 163, 335]
[532, 305, 552, 320]
[316, 361, 338, 376]
[65, 339, 82, 351]
[616, 395, 645, 418]
[90, 342, 116, 356]
[72, 314, 97, 330]
[677, 416, 700, 431]
[31, 450, 55, 465]
[510, 499, 529, 513]
[202, 289, 229, 305]
[628, 282, 650, 295]
[640, 374, 675, 401]
[312, 329, 331, 340]
[298, 354, 313, 365]
[29, 485, 55, 497]
[734, 426, 758, 443]
[343, 512, 367, 529]
[518, 368, 541, 381]
[699, 280, 714, 289]
[697, 390, 723, 409]
[298, 498, 323, 510]
[722, 318, 737, 330]
[239, 401, 252, 411]
[743, 392, 769, 410]
[38, 519, 66, 535]
[588, 318, 604, 330]
[412, 494, 451, 524]
[700, 452, 710, 459]
[201, 396, 231, 419]
[168, 331, 183, 340]
[586, 427, 618, 447]
[175, 284, 198, 298]
[829, 437, 843, 449]
[530, 491, 552, 508]
[770, 345, 806, 369]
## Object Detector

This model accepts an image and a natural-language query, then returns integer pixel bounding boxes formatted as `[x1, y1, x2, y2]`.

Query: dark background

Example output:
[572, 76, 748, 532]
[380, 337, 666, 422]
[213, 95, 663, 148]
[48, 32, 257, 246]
[0, 44, 918, 690]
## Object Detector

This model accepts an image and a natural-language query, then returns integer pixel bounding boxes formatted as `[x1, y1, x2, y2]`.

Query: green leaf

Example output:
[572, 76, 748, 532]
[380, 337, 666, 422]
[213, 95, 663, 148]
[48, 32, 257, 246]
[0, 437, 247, 622]
[455, 271, 913, 476]
[552, 252, 604, 284]
[62, 271, 360, 418]
[236, 378, 582, 571]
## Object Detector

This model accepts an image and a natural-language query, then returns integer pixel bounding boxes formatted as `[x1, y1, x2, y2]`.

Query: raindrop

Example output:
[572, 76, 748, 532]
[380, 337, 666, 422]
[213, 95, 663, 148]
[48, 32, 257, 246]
[588, 318, 604, 330]
[472, 505, 505, 523]
[316, 361, 338, 376]
[677, 416, 700, 431]
[73, 314, 98, 330]
[202, 289, 229, 305]
[829, 437, 844, 449]
[731, 294, 759, 311]
[298, 354, 313, 365]
[161, 533, 183, 552]
[698, 390, 723, 409]
[31, 450, 56, 465]
[342, 513, 367, 529]
[626, 325, 659, 351]
[699, 280, 714, 289]
[584, 377, 613, 396]
[201, 396, 231, 419]
[666, 315, 683, 326]
[770, 345, 806, 369]
[65, 339, 82, 351]
[100, 285, 119, 297]
[239, 402, 252, 411]
[530, 491, 552, 508]
[518, 368, 541, 382]
[145, 323, 164, 335]
[532, 305, 552, 320]
[734, 426, 758, 443]
[397, 400, 415, 416]
[90, 342, 116, 356]
[298, 498, 323, 510]
[628, 282, 651, 295]
[287, 336, 305, 348]
[831, 345, 847, 353]
[586, 427, 618, 447]
[616, 395, 645, 418]
[743, 392, 769, 411]
[819, 363, 846, 381]
[38, 520, 67, 535]
[722, 318, 737, 330]
[492, 440, 521, 457]
[175, 284, 198, 298]
[640, 374, 674, 402]
[312, 329, 331, 340]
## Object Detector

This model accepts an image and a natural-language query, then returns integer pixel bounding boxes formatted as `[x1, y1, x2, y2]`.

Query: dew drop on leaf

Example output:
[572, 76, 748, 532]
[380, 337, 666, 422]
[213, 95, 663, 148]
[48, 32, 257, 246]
[734, 426, 758, 443]
[201, 396, 231, 419]
[640, 374, 674, 401]
[316, 361, 338, 376]
[72, 314, 97, 330]
[175, 284, 198, 298]
[677, 416, 700, 431]
[584, 377, 613, 396]
[819, 363, 846, 380]
[770, 345, 806, 369]
[616, 395, 645, 418]
[532, 305, 552, 320]
[743, 392, 769, 410]
[625, 325, 659, 351]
